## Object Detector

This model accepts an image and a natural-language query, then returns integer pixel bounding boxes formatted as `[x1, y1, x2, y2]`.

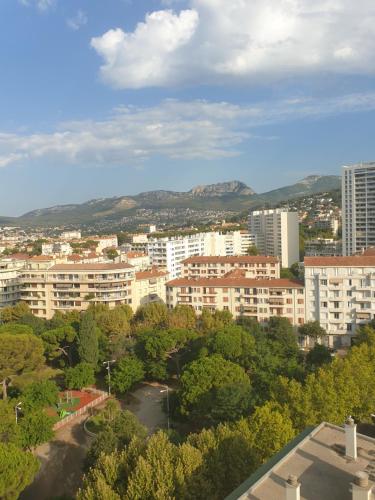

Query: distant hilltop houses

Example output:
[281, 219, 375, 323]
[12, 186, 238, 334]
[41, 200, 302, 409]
[1, 163, 375, 349]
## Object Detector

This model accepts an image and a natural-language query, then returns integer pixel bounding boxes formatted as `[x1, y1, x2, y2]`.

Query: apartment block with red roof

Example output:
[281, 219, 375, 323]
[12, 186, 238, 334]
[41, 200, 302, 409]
[166, 277, 305, 325]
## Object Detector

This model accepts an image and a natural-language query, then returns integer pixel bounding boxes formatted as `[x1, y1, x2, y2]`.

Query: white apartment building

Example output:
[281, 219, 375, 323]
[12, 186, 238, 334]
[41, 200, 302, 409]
[304, 255, 375, 347]
[93, 235, 118, 253]
[42, 242, 73, 256]
[342, 162, 375, 256]
[249, 209, 299, 268]
[147, 231, 256, 280]
[61, 230, 81, 240]
[182, 255, 280, 279]
[0, 259, 24, 308]
[166, 277, 305, 325]
[147, 233, 207, 280]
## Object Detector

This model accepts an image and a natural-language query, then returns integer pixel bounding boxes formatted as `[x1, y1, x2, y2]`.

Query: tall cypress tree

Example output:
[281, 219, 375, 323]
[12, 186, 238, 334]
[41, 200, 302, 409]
[78, 311, 99, 367]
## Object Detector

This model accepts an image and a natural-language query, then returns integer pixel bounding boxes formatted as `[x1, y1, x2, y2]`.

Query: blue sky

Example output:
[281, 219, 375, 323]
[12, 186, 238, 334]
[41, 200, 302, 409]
[1, 0, 375, 215]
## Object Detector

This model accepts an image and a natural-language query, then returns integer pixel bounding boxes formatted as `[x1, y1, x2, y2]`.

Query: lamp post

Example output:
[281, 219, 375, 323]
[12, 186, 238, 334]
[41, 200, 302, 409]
[160, 385, 170, 431]
[15, 402, 22, 424]
[103, 360, 115, 395]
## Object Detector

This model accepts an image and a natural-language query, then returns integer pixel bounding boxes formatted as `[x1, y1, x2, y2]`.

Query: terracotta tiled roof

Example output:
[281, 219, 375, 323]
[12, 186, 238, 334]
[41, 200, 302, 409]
[182, 255, 279, 264]
[166, 278, 303, 288]
[30, 255, 55, 261]
[136, 269, 168, 280]
[50, 263, 133, 271]
[361, 247, 375, 256]
[67, 254, 82, 261]
[127, 252, 147, 258]
[304, 256, 375, 266]
[8, 253, 30, 260]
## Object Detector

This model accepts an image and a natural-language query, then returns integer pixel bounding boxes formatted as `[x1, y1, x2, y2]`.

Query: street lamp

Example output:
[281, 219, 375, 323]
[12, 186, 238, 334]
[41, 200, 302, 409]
[103, 360, 115, 395]
[15, 402, 22, 424]
[160, 385, 170, 431]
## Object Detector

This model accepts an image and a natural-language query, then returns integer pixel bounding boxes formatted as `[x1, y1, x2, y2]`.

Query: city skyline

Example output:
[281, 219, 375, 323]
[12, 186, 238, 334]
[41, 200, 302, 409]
[1, 0, 375, 214]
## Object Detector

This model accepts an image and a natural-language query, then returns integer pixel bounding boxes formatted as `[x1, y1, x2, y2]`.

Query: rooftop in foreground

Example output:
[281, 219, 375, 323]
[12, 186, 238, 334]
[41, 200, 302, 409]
[226, 421, 375, 500]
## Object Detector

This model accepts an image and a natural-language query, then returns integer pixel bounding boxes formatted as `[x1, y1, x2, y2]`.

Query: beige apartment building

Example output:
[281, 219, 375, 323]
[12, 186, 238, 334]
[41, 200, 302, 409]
[133, 268, 169, 310]
[304, 255, 375, 347]
[166, 277, 305, 325]
[21, 261, 134, 319]
[182, 255, 280, 279]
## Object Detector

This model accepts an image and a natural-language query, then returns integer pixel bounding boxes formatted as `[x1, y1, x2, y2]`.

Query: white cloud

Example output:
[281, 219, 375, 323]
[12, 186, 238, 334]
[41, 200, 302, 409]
[1, 92, 375, 168]
[19, 0, 56, 11]
[91, 0, 375, 88]
[67, 10, 88, 31]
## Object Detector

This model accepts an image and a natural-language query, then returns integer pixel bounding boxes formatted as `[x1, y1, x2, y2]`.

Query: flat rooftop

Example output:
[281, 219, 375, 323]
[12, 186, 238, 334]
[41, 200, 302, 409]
[227, 423, 375, 500]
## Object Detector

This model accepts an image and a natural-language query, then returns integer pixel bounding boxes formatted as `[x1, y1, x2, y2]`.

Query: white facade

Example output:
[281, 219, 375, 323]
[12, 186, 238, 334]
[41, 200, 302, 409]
[342, 163, 375, 256]
[42, 242, 72, 256]
[0, 259, 24, 308]
[249, 209, 300, 268]
[304, 256, 375, 347]
[147, 231, 255, 279]
[61, 230, 81, 240]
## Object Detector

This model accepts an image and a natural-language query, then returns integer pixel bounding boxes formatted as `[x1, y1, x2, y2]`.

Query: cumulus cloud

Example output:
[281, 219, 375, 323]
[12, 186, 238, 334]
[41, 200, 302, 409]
[67, 10, 88, 31]
[1, 93, 375, 168]
[91, 0, 375, 88]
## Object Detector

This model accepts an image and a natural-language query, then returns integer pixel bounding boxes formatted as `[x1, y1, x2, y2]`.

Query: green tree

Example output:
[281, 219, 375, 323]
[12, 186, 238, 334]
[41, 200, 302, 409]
[133, 302, 169, 329]
[0, 400, 21, 445]
[65, 362, 95, 390]
[200, 309, 233, 332]
[305, 344, 332, 371]
[41, 325, 76, 365]
[0, 333, 45, 399]
[208, 325, 255, 369]
[299, 321, 327, 345]
[0, 443, 39, 500]
[111, 357, 145, 394]
[19, 410, 55, 449]
[22, 380, 59, 410]
[0, 324, 34, 336]
[78, 312, 99, 366]
[106, 249, 118, 261]
[246, 245, 258, 255]
[0, 302, 30, 323]
[167, 305, 197, 330]
[179, 355, 251, 424]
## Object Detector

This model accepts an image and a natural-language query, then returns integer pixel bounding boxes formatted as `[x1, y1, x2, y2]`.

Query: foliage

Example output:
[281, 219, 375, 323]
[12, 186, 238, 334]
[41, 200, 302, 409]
[167, 305, 197, 330]
[207, 325, 255, 369]
[0, 324, 34, 336]
[22, 380, 59, 410]
[0, 400, 21, 446]
[299, 321, 327, 341]
[41, 326, 76, 365]
[246, 245, 258, 255]
[199, 309, 233, 332]
[133, 302, 169, 329]
[0, 302, 30, 323]
[0, 333, 45, 399]
[305, 344, 332, 371]
[65, 362, 95, 390]
[85, 409, 147, 469]
[0, 443, 39, 500]
[111, 357, 145, 394]
[179, 354, 251, 424]
[78, 312, 99, 367]
[19, 409, 55, 449]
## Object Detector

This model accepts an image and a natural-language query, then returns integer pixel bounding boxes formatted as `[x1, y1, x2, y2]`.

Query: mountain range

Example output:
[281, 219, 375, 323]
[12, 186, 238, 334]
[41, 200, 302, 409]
[0, 175, 340, 227]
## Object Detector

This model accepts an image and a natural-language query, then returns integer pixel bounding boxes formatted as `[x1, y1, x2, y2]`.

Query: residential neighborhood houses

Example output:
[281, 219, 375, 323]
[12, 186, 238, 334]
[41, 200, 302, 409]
[1, 163, 375, 348]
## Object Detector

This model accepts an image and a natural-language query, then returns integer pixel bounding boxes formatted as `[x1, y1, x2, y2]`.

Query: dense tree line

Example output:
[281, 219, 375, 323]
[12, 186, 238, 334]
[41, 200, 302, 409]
[1, 300, 375, 499]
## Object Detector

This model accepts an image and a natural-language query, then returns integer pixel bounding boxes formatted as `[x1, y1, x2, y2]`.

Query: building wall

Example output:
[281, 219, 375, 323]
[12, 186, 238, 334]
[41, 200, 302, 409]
[182, 256, 280, 279]
[0, 260, 23, 308]
[21, 263, 134, 319]
[132, 271, 168, 310]
[166, 278, 305, 325]
[304, 257, 375, 347]
[342, 163, 375, 256]
[249, 209, 299, 268]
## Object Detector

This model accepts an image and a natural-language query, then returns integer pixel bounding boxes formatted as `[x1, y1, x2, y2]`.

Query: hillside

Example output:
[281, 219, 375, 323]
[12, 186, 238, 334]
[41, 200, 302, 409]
[1, 175, 340, 227]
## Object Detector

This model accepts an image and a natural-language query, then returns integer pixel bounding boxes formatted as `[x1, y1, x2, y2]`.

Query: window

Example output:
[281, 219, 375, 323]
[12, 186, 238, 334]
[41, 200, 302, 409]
[321, 280, 327, 286]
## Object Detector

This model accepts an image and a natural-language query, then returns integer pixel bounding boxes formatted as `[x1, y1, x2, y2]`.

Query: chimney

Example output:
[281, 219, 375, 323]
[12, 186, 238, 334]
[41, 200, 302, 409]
[351, 472, 373, 500]
[286, 474, 300, 500]
[345, 416, 357, 460]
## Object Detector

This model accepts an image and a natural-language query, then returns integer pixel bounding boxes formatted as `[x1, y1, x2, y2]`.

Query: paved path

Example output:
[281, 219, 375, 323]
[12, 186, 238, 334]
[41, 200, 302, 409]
[20, 383, 169, 499]
[20, 413, 94, 500]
